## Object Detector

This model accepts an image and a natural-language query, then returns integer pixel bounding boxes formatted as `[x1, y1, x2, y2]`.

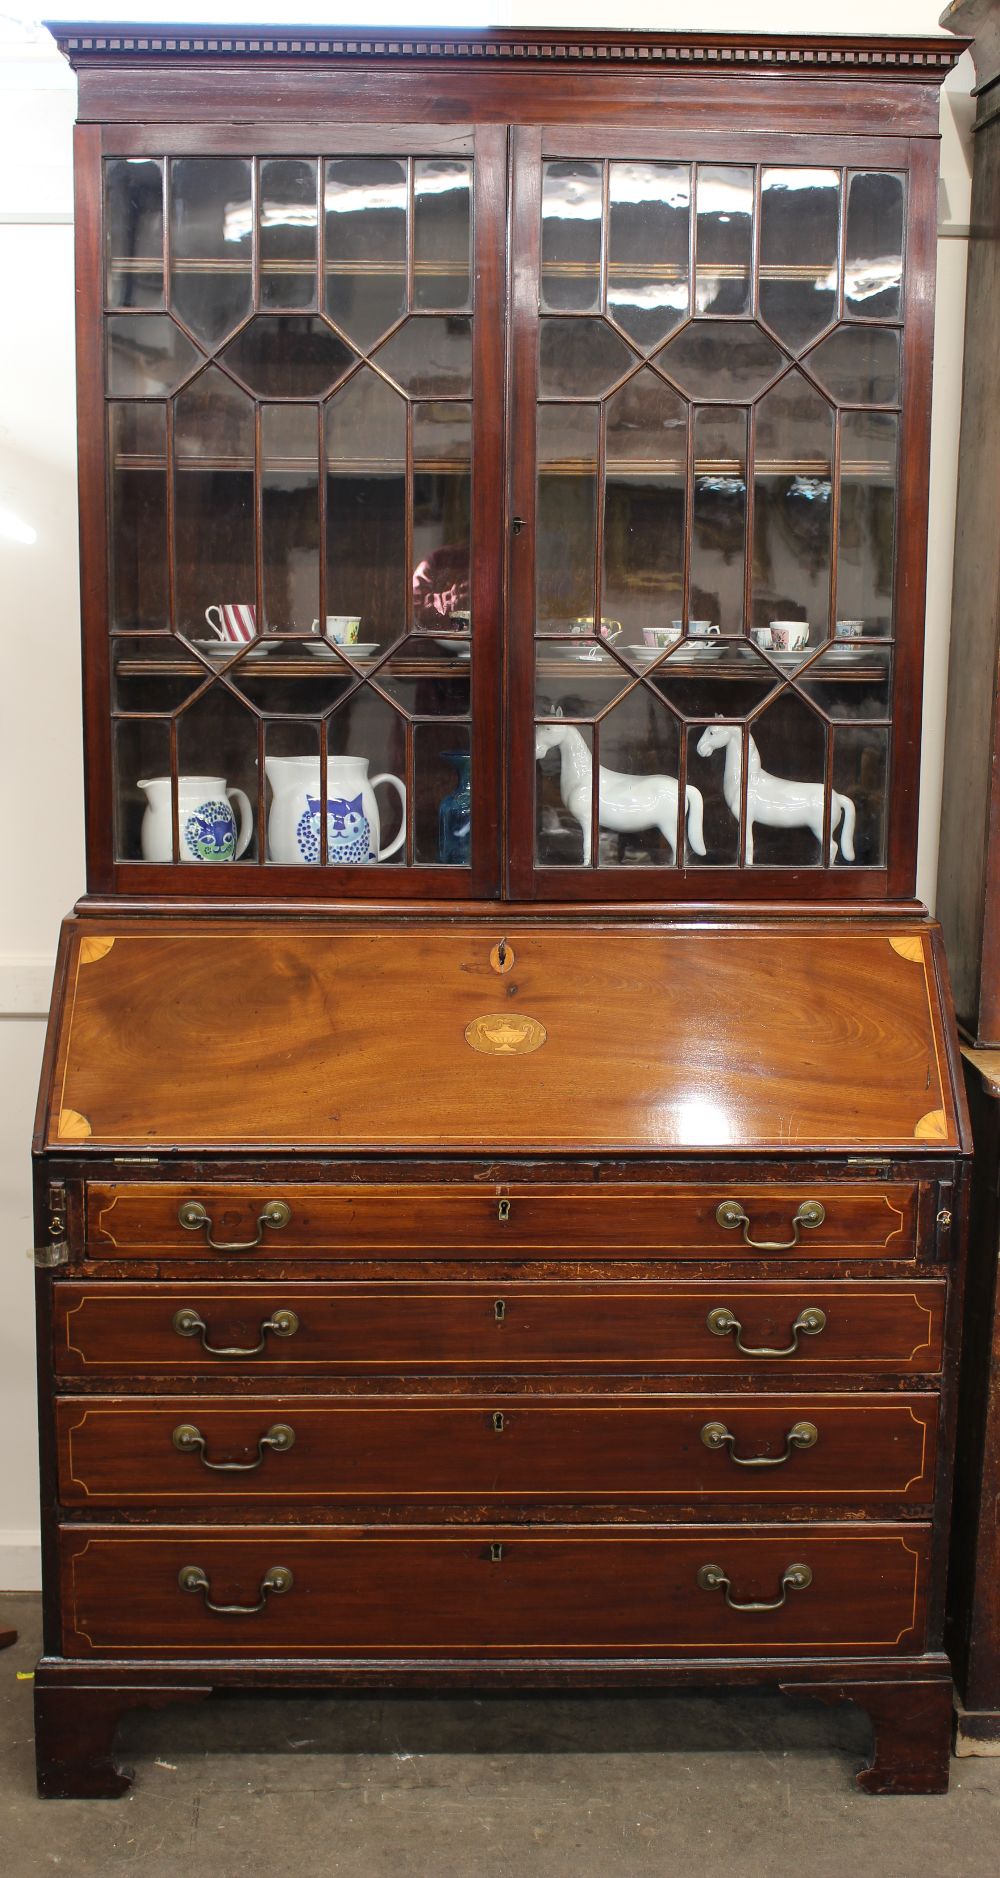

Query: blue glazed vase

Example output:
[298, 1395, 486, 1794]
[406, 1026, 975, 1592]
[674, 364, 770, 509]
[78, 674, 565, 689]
[438, 751, 471, 865]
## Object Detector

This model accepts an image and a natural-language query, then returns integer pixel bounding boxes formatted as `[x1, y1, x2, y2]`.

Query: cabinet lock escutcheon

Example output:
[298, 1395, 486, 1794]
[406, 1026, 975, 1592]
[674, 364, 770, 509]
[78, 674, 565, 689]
[497, 1198, 511, 1224]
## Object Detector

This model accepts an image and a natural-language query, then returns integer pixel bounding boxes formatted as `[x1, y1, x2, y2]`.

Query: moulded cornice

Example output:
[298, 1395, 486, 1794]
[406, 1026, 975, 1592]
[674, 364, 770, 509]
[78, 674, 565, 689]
[47, 24, 969, 80]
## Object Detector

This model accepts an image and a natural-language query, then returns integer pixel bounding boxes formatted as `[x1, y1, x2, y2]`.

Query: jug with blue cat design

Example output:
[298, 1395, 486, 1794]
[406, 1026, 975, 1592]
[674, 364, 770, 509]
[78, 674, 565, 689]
[138, 775, 253, 863]
[265, 755, 406, 865]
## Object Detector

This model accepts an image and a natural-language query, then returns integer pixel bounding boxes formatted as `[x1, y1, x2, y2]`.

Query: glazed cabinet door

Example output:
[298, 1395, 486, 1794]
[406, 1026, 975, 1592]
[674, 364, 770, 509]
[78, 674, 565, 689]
[508, 127, 931, 901]
[87, 124, 505, 896]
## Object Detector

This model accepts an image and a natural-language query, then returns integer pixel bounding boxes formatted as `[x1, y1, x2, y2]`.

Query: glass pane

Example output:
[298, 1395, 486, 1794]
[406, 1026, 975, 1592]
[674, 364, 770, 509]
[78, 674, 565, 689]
[105, 158, 163, 308]
[259, 158, 318, 310]
[375, 317, 472, 397]
[261, 404, 319, 631]
[808, 325, 900, 406]
[653, 639, 780, 719]
[837, 409, 897, 635]
[327, 693, 408, 865]
[173, 366, 256, 644]
[413, 159, 472, 310]
[169, 158, 252, 350]
[221, 314, 357, 399]
[325, 158, 407, 350]
[752, 370, 833, 647]
[115, 719, 171, 860]
[759, 168, 840, 353]
[374, 636, 471, 715]
[596, 690, 682, 867]
[688, 721, 740, 865]
[539, 317, 636, 400]
[696, 166, 753, 316]
[845, 172, 905, 320]
[107, 314, 201, 397]
[109, 403, 168, 630]
[228, 640, 356, 718]
[541, 160, 602, 314]
[603, 369, 686, 643]
[691, 406, 747, 634]
[112, 637, 208, 714]
[742, 694, 828, 866]
[412, 405, 472, 630]
[608, 161, 690, 350]
[833, 723, 887, 865]
[535, 719, 594, 867]
[325, 367, 406, 648]
[264, 722, 321, 863]
[535, 639, 632, 718]
[657, 319, 782, 402]
[799, 645, 892, 721]
[417, 726, 471, 865]
[174, 686, 259, 863]
[536, 404, 599, 628]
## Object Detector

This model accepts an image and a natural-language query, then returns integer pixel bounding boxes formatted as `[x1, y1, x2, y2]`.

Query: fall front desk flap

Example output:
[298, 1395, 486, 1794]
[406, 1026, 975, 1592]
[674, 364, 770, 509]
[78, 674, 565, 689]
[41, 922, 962, 1153]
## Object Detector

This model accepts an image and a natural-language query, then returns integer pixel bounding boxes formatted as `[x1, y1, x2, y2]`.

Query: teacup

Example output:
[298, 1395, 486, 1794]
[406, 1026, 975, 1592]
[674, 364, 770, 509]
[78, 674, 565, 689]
[313, 615, 361, 646]
[750, 626, 773, 651]
[643, 625, 683, 649]
[769, 620, 809, 652]
[674, 619, 720, 637]
[835, 619, 865, 640]
[205, 603, 256, 644]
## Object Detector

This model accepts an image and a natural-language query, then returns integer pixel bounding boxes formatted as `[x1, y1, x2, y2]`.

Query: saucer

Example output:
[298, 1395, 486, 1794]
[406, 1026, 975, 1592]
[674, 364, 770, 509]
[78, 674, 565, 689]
[304, 639, 380, 658]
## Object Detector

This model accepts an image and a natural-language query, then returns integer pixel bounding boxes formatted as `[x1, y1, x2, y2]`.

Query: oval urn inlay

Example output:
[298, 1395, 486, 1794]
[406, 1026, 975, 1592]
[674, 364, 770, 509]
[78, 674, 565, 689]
[465, 1013, 547, 1056]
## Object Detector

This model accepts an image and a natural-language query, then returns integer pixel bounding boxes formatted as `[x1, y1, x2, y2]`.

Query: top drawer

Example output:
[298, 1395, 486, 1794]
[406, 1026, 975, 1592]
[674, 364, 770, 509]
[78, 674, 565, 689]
[85, 1181, 919, 1261]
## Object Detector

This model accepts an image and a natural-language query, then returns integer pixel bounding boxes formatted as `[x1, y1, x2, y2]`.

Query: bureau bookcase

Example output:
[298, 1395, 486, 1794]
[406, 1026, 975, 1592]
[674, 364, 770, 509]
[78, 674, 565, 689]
[32, 25, 969, 1797]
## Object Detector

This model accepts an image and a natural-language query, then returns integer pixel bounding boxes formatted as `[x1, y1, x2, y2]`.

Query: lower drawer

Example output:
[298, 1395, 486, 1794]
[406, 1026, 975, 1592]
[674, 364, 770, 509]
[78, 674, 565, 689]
[55, 1393, 940, 1506]
[58, 1524, 930, 1658]
[51, 1280, 947, 1375]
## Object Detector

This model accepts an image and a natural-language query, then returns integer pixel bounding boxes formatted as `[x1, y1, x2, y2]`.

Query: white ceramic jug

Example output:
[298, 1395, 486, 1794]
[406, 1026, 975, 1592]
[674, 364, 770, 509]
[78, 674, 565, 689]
[138, 775, 253, 863]
[265, 755, 406, 865]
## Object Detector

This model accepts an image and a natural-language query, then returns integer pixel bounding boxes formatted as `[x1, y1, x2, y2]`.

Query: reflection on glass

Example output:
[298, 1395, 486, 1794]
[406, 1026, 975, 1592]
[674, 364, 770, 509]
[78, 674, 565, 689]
[412, 402, 472, 628]
[691, 405, 747, 633]
[259, 158, 318, 310]
[105, 158, 164, 308]
[759, 168, 839, 353]
[539, 317, 636, 399]
[325, 367, 406, 642]
[535, 639, 631, 719]
[413, 159, 472, 310]
[808, 324, 900, 405]
[261, 404, 319, 630]
[107, 314, 201, 397]
[696, 166, 753, 315]
[833, 723, 887, 865]
[174, 367, 255, 639]
[169, 158, 252, 349]
[109, 402, 168, 630]
[603, 368, 686, 641]
[541, 160, 602, 313]
[375, 316, 472, 397]
[536, 404, 599, 627]
[325, 157, 407, 349]
[596, 688, 682, 867]
[535, 717, 594, 866]
[752, 370, 833, 643]
[837, 409, 897, 633]
[608, 161, 690, 350]
[845, 172, 905, 320]
[737, 692, 828, 866]
[221, 314, 357, 399]
[799, 646, 892, 721]
[657, 318, 782, 402]
[115, 718, 170, 859]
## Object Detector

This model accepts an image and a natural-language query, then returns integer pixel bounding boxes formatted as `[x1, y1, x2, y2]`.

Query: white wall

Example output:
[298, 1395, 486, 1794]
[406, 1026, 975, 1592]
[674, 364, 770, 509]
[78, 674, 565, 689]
[0, 6, 976, 1587]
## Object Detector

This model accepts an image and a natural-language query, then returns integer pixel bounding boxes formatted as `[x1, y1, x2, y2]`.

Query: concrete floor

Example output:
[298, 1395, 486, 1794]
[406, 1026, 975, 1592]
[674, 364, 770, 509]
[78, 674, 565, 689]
[4, 1595, 1000, 1878]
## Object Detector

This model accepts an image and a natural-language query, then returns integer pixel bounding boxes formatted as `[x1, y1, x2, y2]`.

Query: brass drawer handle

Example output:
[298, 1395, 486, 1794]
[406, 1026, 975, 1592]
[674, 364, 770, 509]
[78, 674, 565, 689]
[706, 1305, 827, 1358]
[715, 1198, 825, 1250]
[700, 1418, 818, 1466]
[697, 1560, 812, 1612]
[172, 1421, 295, 1471]
[171, 1306, 300, 1357]
[178, 1563, 293, 1614]
[177, 1198, 292, 1251]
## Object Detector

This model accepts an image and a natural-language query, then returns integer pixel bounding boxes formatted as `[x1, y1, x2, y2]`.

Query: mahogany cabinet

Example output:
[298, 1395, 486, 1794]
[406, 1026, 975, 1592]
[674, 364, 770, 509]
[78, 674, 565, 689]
[32, 25, 969, 1798]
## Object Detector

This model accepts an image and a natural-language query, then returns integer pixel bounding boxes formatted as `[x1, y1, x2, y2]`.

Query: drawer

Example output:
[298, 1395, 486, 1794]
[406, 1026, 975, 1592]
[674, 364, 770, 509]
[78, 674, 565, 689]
[58, 1523, 930, 1657]
[55, 1392, 939, 1506]
[85, 1180, 919, 1260]
[52, 1279, 946, 1376]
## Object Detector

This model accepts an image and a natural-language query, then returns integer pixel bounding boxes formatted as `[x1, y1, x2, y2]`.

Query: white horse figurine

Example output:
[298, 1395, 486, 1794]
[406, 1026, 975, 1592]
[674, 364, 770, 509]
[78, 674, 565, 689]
[695, 723, 856, 864]
[535, 722, 706, 865]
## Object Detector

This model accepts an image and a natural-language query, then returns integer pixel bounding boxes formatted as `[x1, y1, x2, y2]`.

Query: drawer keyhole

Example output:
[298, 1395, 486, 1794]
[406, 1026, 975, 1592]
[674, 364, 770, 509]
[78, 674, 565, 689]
[494, 1299, 506, 1323]
[492, 1411, 505, 1434]
[497, 1199, 511, 1224]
